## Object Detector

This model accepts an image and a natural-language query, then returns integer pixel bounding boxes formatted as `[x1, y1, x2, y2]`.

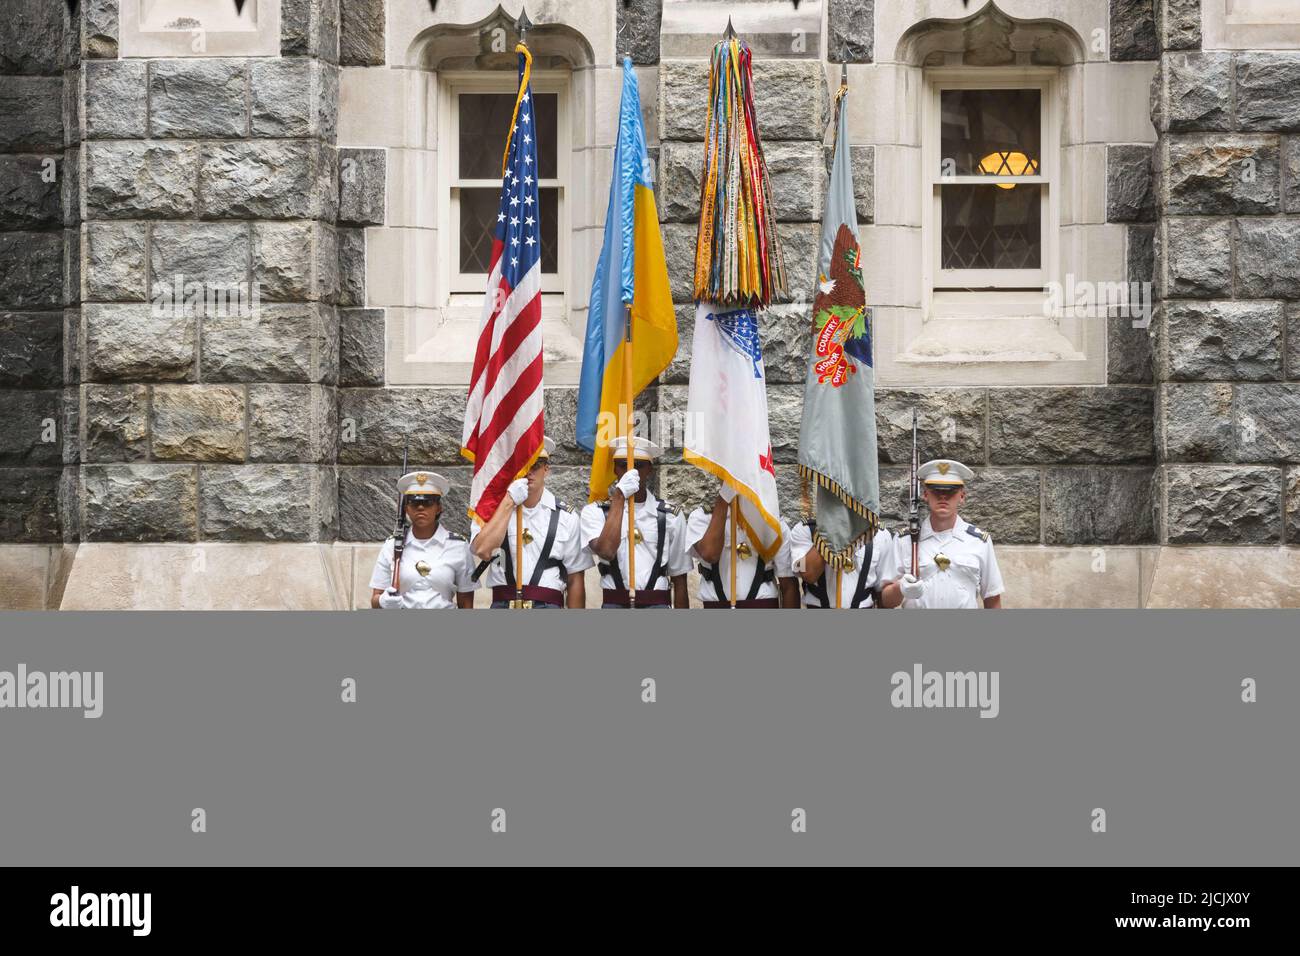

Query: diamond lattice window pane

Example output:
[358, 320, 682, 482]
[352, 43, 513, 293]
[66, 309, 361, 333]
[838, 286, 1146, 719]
[940, 89, 1042, 178]
[940, 184, 1042, 271]
[458, 93, 558, 180]
[459, 187, 559, 275]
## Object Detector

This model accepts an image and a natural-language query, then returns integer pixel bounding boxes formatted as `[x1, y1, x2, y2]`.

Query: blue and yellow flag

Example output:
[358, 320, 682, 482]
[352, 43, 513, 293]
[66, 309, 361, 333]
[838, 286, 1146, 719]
[576, 58, 677, 501]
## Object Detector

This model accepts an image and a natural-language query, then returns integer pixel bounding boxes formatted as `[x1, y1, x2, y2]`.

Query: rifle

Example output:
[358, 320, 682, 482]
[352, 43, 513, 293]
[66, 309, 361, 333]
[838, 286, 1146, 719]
[390, 436, 409, 591]
[908, 407, 920, 578]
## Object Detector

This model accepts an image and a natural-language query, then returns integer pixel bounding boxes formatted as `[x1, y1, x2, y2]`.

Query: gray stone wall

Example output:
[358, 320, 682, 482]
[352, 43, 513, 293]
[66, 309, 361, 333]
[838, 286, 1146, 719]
[1153, 2, 1300, 545]
[1112, 0, 1159, 61]
[617, 0, 663, 65]
[0, 1, 1267, 556]
[71, 0, 343, 543]
[0, 0, 76, 544]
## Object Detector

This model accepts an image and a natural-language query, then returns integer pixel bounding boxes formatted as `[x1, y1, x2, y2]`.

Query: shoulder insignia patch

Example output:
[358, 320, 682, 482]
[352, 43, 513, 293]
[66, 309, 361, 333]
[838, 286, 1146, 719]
[447, 532, 467, 542]
[967, 526, 990, 542]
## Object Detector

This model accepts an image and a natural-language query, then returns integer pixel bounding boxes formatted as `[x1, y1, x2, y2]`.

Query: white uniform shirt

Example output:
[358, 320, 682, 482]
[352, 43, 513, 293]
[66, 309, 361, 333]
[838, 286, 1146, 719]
[893, 515, 1004, 609]
[369, 524, 476, 609]
[788, 522, 899, 608]
[686, 509, 793, 602]
[579, 490, 692, 592]
[469, 490, 593, 590]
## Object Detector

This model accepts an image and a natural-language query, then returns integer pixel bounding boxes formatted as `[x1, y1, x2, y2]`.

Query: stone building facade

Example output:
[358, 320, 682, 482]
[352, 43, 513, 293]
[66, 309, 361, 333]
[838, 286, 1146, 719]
[0, 0, 1297, 608]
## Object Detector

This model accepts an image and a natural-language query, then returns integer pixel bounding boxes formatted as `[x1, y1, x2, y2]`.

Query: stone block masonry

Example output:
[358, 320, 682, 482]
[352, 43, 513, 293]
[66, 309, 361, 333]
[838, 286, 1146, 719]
[0, 0, 75, 546]
[66, 0, 343, 545]
[1154, 35, 1300, 545]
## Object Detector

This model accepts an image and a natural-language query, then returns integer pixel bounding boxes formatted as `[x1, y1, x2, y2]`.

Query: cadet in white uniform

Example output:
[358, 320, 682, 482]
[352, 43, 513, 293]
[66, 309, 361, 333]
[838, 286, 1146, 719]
[789, 520, 900, 608]
[469, 436, 593, 608]
[687, 490, 799, 607]
[882, 460, 1005, 610]
[579, 437, 692, 608]
[370, 471, 476, 609]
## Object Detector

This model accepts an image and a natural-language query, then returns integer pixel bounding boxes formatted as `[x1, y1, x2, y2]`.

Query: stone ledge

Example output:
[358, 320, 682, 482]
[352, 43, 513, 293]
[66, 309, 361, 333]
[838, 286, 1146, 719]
[0, 544, 77, 610]
[896, 318, 1087, 364]
[1146, 547, 1300, 608]
[3, 544, 1293, 609]
[56, 542, 346, 609]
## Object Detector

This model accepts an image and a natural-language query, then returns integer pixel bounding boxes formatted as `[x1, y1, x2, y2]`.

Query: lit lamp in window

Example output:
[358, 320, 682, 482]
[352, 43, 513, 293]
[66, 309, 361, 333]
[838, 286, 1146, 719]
[978, 150, 1038, 188]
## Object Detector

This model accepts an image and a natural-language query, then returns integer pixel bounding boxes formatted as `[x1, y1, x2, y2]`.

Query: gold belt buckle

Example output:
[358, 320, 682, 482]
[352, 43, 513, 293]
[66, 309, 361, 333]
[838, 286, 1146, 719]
[510, 598, 534, 609]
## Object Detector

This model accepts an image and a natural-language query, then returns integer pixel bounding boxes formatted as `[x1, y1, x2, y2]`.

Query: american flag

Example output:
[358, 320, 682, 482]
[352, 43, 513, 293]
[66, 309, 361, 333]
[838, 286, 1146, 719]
[460, 48, 545, 523]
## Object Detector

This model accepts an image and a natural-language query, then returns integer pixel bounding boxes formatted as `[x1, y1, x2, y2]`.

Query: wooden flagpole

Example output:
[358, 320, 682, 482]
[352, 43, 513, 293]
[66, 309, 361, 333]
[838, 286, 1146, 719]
[624, 304, 637, 608]
[514, 506, 525, 606]
[729, 498, 738, 608]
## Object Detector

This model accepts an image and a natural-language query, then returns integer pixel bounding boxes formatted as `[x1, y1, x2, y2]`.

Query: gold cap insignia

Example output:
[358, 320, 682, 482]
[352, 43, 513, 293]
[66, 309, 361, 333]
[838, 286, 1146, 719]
[415, 472, 428, 484]
[937, 462, 950, 475]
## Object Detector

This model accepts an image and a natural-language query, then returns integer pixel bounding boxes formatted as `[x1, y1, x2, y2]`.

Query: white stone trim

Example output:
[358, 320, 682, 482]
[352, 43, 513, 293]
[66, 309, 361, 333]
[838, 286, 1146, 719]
[1203, 0, 1300, 50]
[119, 0, 282, 58]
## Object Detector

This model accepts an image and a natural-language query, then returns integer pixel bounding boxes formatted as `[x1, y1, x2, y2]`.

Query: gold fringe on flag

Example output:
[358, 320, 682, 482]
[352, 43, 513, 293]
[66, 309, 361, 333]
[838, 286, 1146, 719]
[799, 466, 880, 569]
[693, 34, 786, 308]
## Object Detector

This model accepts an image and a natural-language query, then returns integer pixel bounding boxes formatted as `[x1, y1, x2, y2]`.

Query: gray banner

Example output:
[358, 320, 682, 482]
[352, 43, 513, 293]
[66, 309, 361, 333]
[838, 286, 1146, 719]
[0, 611, 1295, 866]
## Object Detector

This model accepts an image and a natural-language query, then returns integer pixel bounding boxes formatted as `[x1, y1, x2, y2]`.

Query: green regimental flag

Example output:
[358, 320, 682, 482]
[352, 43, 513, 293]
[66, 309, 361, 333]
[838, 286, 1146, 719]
[795, 86, 880, 567]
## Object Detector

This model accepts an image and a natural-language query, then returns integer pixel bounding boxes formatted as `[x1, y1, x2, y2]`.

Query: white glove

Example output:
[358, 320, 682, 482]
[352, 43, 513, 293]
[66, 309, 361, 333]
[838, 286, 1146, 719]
[377, 588, 403, 609]
[615, 469, 640, 499]
[899, 574, 925, 601]
[507, 478, 529, 505]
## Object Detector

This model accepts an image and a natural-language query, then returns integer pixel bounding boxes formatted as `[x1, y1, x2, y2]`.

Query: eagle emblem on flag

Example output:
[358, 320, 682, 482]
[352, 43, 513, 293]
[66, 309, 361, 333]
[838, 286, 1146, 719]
[812, 224, 871, 388]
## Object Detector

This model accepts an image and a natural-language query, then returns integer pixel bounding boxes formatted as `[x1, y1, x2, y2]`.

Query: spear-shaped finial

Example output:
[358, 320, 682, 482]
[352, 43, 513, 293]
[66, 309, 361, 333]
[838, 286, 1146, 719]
[517, 6, 533, 44]
[724, 17, 737, 40]
[233, 0, 247, 15]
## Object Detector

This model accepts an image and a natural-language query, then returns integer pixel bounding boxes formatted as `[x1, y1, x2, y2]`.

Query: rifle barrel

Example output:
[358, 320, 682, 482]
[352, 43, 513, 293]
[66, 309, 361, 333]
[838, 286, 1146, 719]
[391, 439, 409, 590]
[909, 408, 920, 577]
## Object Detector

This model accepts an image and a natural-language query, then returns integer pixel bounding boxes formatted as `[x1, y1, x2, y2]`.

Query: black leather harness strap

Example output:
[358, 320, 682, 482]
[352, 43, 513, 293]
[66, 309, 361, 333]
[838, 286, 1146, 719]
[596, 501, 625, 590]
[699, 550, 773, 603]
[502, 504, 566, 589]
[803, 572, 830, 607]
[800, 521, 877, 608]
[849, 533, 877, 608]
[800, 520, 829, 608]
[598, 499, 670, 594]
[644, 500, 669, 591]
[528, 505, 565, 587]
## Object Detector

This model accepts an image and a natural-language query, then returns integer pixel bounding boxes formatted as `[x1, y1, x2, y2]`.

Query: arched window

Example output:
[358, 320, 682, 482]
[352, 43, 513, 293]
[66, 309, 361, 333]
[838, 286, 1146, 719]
[346, 5, 600, 386]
